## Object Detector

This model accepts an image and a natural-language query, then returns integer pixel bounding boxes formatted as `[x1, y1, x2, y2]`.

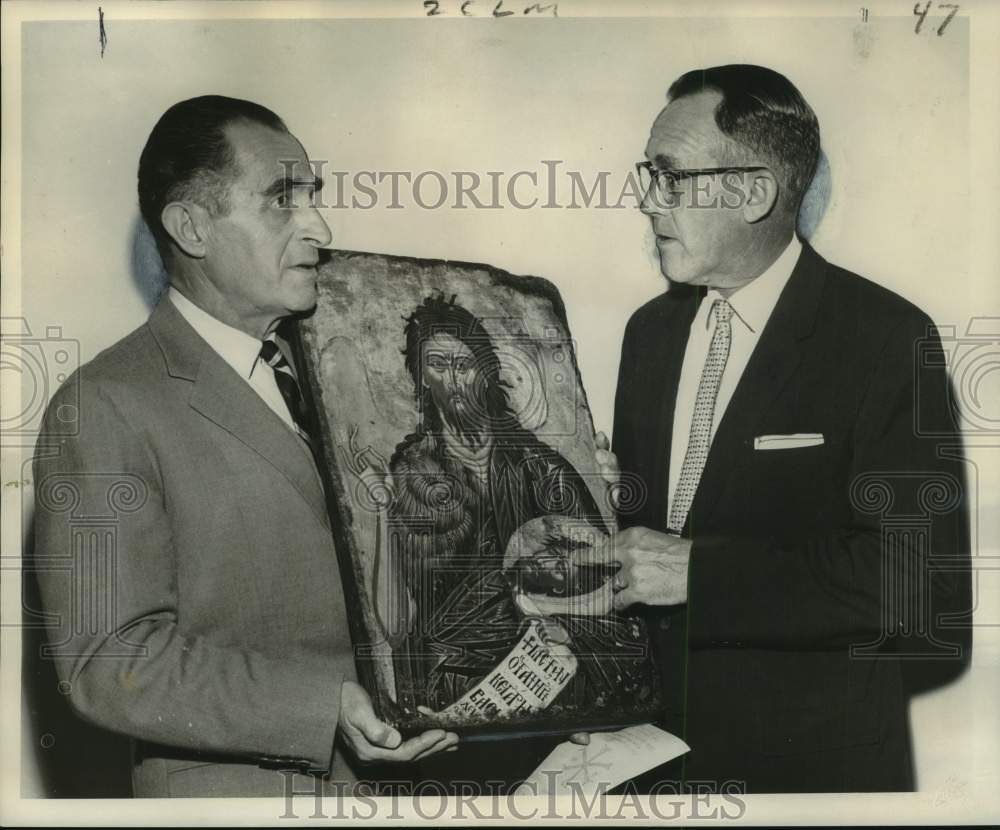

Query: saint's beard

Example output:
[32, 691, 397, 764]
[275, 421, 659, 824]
[436, 392, 489, 448]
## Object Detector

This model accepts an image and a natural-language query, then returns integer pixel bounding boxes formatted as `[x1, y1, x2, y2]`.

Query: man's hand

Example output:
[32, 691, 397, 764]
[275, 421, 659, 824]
[579, 526, 691, 611]
[594, 431, 621, 507]
[611, 527, 691, 610]
[339, 680, 458, 763]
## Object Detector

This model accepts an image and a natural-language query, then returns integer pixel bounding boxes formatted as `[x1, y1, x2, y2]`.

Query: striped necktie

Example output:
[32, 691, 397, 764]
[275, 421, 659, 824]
[667, 298, 734, 534]
[259, 339, 315, 449]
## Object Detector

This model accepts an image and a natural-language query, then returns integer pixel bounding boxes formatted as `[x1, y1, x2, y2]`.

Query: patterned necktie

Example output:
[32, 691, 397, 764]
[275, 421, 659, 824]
[667, 298, 734, 534]
[259, 339, 315, 450]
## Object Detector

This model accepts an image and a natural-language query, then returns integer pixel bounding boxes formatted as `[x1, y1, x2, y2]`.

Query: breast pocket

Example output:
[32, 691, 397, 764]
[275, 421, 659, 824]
[754, 433, 825, 450]
[740, 431, 844, 528]
[749, 434, 833, 471]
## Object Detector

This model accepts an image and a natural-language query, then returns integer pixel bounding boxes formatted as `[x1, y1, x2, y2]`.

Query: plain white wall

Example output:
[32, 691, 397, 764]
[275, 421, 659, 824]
[14, 12, 997, 800]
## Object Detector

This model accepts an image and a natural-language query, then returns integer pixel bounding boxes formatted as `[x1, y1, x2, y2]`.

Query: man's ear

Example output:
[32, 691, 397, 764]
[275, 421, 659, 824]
[742, 169, 780, 223]
[160, 201, 211, 259]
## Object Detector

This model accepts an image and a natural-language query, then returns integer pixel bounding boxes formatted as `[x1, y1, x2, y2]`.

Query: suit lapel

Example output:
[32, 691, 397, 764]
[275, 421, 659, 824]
[686, 243, 827, 533]
[148, 298, 331, 531]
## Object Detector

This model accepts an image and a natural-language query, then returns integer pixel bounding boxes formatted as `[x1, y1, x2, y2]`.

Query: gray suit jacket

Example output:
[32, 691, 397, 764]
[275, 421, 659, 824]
[32, 297, 360, 796]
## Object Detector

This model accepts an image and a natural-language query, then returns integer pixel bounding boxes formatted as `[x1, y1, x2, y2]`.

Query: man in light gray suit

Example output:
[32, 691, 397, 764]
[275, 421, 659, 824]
[32, 96, 457, 797]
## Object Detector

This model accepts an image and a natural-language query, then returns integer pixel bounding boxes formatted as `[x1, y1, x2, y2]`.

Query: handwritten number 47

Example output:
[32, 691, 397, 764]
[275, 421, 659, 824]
[914, 2, 959, 35]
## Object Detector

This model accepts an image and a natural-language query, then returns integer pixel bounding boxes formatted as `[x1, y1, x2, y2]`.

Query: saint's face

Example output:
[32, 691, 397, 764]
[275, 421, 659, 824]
[421, 333, 487, 435]
[201, 120, 331, 332]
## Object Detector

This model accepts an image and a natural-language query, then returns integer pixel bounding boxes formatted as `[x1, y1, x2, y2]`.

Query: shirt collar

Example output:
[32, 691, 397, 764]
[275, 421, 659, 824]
[167, 286, 267, 380]
[703, 235, 803, 333]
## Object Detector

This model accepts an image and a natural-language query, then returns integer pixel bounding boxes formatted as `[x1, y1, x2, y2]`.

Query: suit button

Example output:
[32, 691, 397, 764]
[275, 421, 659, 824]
[658, 617, 671, 630]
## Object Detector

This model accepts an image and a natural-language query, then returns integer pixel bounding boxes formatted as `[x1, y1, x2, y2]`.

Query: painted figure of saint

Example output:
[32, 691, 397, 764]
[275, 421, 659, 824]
[378, 294, 653, 717]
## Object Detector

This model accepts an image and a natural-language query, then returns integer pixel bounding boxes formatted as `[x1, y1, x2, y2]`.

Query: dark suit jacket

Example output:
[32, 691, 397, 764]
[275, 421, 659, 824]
[612, 242, 971, 793]
[32, 298, 361, 796]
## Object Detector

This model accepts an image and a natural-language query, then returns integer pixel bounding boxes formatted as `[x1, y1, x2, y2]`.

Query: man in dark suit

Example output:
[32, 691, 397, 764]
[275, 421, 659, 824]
[606, 65, 971, 792]
[32, 96, 457, 797]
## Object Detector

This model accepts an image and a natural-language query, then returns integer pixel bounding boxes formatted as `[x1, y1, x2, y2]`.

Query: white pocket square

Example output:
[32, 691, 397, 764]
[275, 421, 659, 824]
[754, 433, 825, 450]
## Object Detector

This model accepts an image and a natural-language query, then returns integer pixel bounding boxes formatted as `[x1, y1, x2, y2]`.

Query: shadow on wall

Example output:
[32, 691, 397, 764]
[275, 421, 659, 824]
[131, 215, 169, 310]
[797, 150, 831, 242]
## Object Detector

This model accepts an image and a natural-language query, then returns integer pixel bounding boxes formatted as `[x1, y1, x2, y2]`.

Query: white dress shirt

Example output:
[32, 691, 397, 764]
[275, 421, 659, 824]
[167, 287, 297, 432]
[666, 236, 803, 509]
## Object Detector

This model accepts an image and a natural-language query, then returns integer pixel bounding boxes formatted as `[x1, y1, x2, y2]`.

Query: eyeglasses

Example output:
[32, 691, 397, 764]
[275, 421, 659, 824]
[635, 161, 768, 208]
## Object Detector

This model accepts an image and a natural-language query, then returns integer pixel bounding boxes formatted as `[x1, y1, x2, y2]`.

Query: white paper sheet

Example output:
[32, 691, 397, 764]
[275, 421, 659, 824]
[517, 724, 690, 794]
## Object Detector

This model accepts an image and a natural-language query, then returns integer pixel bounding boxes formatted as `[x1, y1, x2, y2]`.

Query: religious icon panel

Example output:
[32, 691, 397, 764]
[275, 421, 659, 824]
[292, 249, 662, 738]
